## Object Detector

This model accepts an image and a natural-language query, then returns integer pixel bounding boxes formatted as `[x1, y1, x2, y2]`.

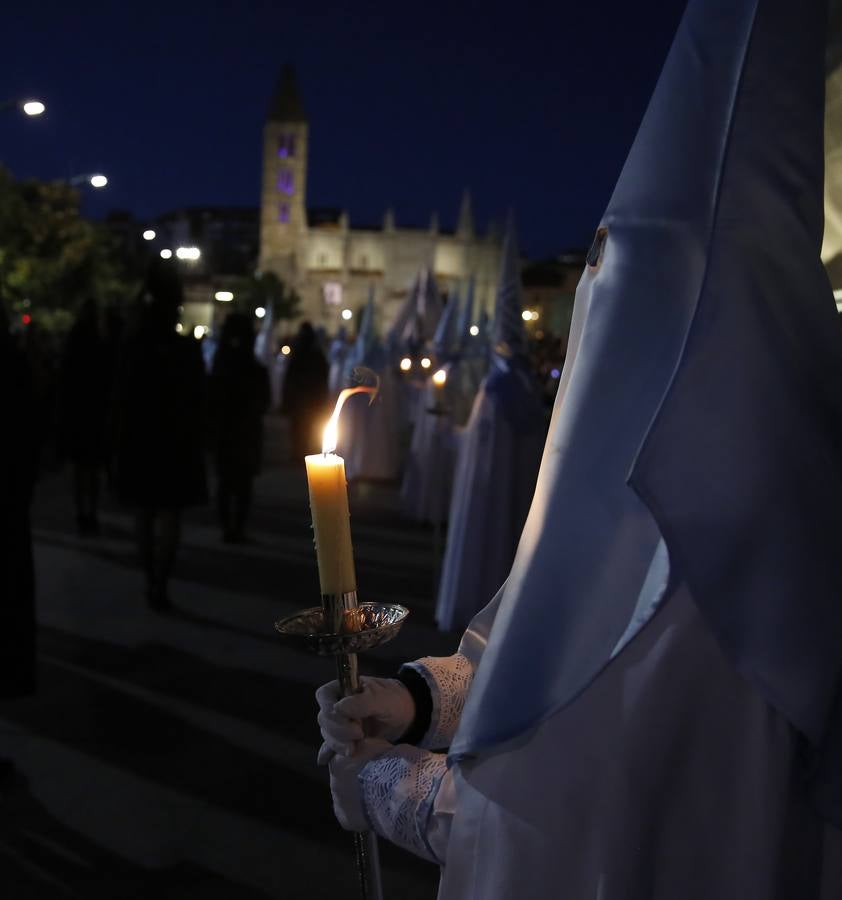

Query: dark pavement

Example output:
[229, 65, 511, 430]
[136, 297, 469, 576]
[0, 416, 456, 899]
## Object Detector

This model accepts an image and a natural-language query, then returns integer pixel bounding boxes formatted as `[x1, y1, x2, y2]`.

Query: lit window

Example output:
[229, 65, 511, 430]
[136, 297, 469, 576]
[277, 134, 296, 158]
[278, 203, 290, 223]
[277, 169, 294, 194]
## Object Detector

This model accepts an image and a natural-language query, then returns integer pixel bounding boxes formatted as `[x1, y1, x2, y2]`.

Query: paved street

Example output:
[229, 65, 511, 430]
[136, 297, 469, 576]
[0, 417, 455, 899]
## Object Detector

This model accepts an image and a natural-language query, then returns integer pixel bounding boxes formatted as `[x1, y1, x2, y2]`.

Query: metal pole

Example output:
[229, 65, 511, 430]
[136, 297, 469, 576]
[324, 592, 384, 900]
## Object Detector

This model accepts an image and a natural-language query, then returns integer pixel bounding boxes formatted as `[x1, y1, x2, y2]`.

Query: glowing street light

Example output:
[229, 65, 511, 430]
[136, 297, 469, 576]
[281, 344, 292, 356]
[89, 174, 108, 188]
[255, 306, 266, 319]
[469, 324, 480, 336]
[22, 100, 46, 116]
[193, 325, 208, 340]
[521, 309, 531, 321]
[399, 357, 412, 372]
[432, 369, 447, 387]
[142, 229, 156, 241]
[160, 248, 173, 259]
[214, 290, 234, 302]
[176, 246, 201, 261]
[341, 308, 353, 321]
[420, 357, 432, 370]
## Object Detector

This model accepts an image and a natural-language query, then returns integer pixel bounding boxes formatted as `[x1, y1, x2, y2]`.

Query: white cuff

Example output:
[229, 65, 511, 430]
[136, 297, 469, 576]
[401, 654, 474, 750]
[358, 745, 448, 863]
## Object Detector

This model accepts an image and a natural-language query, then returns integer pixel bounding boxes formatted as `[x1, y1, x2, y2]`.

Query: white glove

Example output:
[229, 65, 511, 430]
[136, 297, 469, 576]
[329, 738, 392, 832]
[316, 676, 416, 764]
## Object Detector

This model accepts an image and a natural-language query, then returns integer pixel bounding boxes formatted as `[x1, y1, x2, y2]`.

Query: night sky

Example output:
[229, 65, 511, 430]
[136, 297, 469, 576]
[5, 0, 688, 258]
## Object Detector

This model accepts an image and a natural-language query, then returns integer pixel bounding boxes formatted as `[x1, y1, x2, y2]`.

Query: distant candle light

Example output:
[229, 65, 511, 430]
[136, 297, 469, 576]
[432, 369, 447, 387]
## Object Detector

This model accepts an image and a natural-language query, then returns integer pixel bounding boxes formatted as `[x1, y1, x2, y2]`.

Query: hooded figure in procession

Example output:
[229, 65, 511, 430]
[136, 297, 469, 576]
[316, 0, 842, 896]
[338, 289, 404, 482]
[434, 219, 546, 631]
[400, 290, 461, 523]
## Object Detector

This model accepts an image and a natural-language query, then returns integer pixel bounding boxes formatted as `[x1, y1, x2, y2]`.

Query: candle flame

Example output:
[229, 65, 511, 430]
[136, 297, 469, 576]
[432, 368, 447, 387]
[322, 384, 379, 454]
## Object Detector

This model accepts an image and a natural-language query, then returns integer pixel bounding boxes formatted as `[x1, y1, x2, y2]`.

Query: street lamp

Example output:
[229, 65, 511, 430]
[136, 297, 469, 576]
[142, 229, 156, 241]
[160, 249, 173, 259]
[176, 246, 201, 261]
[214, 290, 233, 302]
[68, 173, 108, 189]
[1, 98, 46, 116]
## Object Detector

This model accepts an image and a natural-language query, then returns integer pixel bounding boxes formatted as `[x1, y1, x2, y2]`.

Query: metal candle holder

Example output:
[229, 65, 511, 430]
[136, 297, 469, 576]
[275, 592, 410, 900]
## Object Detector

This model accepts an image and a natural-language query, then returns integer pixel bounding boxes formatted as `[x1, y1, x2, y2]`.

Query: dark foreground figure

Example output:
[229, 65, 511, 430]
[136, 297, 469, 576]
[208, 313, 270, 543]
[281, 321, 329, 458]
[113, 270, 207, 611]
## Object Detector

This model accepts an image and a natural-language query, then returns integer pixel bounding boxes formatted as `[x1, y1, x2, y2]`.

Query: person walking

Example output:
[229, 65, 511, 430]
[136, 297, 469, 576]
[208, 313, 270, 543]
[112, 262, 207, 611]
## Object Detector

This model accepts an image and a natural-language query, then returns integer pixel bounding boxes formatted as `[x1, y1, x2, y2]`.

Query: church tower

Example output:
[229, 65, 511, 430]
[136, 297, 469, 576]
[259, 65, 308, 281]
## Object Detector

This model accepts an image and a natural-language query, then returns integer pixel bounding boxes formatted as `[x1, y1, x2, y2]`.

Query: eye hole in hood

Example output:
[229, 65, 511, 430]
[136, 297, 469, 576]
[586, 227, 608, 269]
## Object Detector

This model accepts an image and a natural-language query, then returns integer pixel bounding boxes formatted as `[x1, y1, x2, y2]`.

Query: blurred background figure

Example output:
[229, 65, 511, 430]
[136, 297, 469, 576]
[281, 320, 329, 458]
[208, 313, 270, 543]
[0, 305, 38, 779]
[112, 261, 207, 611]
[56, 298, 113, 535]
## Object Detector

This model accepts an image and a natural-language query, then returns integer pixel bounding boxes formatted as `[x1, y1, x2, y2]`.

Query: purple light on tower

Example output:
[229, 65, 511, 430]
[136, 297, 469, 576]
[277, 134, 296, 158]
[278, 203, 290, 223]
[277, 169, 294, 194]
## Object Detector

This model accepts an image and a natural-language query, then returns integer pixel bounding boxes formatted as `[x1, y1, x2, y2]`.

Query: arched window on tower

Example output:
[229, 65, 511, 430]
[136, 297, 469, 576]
[278, 203, 290, 223]
[277, 134, 296, 158]
[277, 169, 294, 195]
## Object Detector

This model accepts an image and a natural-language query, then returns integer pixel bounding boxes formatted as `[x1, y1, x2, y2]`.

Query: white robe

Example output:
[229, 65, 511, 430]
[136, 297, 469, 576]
[361, 587, 842, 899]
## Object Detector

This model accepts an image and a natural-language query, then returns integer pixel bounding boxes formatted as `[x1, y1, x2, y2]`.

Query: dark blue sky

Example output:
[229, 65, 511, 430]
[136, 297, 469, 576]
[4, 0, 688, 258]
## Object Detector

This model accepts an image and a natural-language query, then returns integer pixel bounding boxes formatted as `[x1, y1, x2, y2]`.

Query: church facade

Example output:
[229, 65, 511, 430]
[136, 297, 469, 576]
[258, 67, 503, 331]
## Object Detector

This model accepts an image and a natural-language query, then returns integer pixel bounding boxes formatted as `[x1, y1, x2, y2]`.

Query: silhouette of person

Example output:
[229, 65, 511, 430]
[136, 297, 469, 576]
[281, 321, 329, 458]
[112, 261, 207, 611]
[56, 299, 113, 535]
[208, 313, 270, 543]
[0, 305, 38, 780]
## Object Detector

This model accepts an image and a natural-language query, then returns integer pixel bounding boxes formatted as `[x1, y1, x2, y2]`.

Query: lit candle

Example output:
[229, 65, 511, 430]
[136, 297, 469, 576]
[305, 386, 377, 598]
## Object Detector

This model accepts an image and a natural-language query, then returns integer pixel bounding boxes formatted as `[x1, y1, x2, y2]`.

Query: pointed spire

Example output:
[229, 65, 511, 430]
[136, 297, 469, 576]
[492, 215, 527, 357]
[268, 65, 306, 122]
[456, 189, 474, 238]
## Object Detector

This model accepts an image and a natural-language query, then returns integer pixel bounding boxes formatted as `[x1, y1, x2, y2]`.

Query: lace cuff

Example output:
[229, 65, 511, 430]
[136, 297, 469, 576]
[400, 654, 474, 749]
[358, 745, 448, 863]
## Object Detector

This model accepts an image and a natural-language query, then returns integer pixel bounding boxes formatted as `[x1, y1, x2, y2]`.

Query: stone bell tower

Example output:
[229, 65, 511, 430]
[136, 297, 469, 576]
[259, 65, 308, 283]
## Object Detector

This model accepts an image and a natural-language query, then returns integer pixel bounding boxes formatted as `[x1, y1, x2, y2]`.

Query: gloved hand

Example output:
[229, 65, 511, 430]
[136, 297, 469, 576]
[329, 737, 392, 831]
[316, 676, 416, 764]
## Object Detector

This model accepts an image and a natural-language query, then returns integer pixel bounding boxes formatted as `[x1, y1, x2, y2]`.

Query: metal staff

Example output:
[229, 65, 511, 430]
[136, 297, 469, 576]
[323, 589, 382, 900]
[276, 593, 409, 900]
